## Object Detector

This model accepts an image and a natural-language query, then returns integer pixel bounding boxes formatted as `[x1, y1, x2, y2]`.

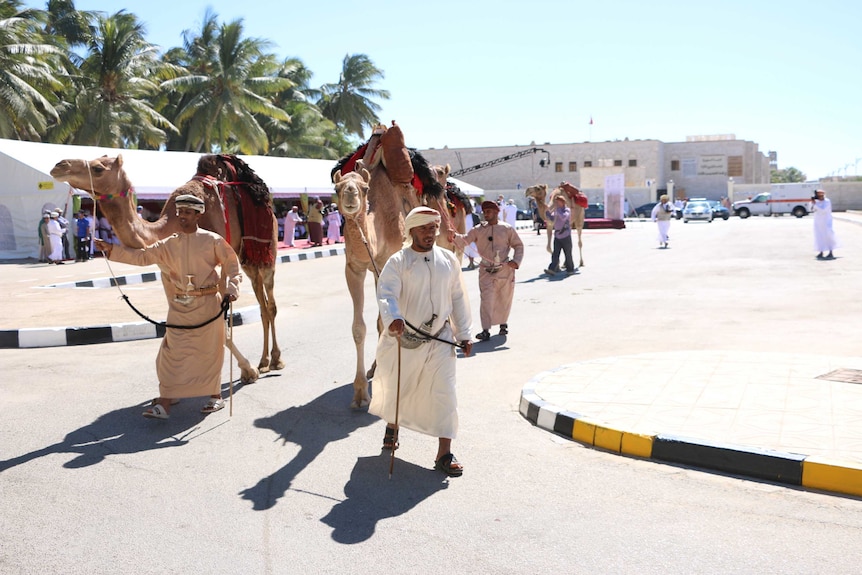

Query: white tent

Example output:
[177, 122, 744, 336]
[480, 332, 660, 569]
[0, 139, 483, 259]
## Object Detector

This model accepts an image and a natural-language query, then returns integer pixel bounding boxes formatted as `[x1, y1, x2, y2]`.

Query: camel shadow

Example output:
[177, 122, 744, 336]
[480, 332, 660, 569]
[320, 454, 449, 544]
[239, 383, 378, 511]
[0, 380, 255, 473]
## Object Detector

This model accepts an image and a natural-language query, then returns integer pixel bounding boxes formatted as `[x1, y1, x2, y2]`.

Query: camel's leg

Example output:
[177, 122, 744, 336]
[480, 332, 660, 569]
[365, 311, 384, 380]
[225, 335, 260, 383]
[546, 226, 553, 254]
[261, 268, 284, 371]
[346, 263, 370, 409]
[245, 266, 283, 373]
[577, 228, 584, 267]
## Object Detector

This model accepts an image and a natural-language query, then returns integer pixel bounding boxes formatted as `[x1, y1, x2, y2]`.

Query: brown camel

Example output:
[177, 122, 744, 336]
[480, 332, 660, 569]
[525, 183, 586, 266]
[50, 154, 284, 383]
[331, 122, 446, 408]
[428, 163, 472, 261]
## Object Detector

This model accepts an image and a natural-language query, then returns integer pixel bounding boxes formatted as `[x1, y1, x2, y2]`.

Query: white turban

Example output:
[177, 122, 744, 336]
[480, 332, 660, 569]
[403, 206, 441, 247]
[175, 194, 206, 213]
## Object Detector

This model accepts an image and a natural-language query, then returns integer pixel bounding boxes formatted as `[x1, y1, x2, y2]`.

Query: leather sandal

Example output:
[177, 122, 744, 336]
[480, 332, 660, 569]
[201, 398, 225, 413]
[142, 404, 169, 420]
[382, 426, 399, 451]
[434, 453, 463, 477]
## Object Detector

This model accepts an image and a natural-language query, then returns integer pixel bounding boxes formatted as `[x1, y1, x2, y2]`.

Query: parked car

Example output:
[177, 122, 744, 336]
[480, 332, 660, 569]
[709, 200, 731, 220]
[516, 208, 533, 220]
[682, 200, 713, 223]
[634, 202, 682, 219]
[585, 203, 605, 219]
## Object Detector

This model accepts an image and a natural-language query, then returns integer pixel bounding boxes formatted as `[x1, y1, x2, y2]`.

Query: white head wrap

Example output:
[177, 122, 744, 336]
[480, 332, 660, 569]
[403, 207, 441, 247]
[175, 194, 206, 213]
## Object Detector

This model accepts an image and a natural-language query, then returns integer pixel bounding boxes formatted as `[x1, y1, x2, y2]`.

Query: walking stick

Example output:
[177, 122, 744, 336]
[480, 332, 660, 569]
[228, 300, 234, 417]
[389, 336, 402, 479]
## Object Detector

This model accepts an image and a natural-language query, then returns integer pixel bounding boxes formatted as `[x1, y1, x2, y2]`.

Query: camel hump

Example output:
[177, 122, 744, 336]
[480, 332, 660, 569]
[379, 123, 413, 184]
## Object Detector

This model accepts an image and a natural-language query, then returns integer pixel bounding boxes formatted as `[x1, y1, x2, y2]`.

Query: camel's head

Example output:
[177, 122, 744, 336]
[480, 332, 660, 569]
[50, 155, 128, 198]
[430, 164, 451, 187]
[197, 153, 271, 206]
[197, 154, 223, 179]
[525, 183, 548, 203]
[333, 166, 371, 218]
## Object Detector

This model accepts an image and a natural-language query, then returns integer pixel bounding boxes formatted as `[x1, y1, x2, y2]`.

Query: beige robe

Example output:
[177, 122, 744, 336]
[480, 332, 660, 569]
[108, 229, 242, 399]
[454, 222, 524, 330]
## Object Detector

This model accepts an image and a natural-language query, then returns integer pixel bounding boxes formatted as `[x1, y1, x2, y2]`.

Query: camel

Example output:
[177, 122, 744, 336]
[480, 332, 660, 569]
[331, 122, 445, 408]
[50, 154, 285, 383]
[428, 163, 473, 261]
[525, 182, 586, 267]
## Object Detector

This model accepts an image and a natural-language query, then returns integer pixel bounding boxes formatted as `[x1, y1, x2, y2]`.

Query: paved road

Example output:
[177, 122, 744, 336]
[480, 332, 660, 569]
[2, 214, 862, 574]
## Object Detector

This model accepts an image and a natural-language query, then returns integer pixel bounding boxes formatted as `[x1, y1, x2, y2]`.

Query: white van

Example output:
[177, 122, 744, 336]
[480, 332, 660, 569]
[732, 183, 818, 218]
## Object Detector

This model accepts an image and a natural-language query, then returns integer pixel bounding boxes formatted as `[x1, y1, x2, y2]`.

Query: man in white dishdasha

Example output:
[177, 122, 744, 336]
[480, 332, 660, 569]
[369, 206, 473, 477]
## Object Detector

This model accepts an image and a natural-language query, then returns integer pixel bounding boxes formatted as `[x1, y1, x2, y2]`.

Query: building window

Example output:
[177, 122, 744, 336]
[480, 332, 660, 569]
[554, 162, 563, 172]
[671, 160, 680, 171]
[584, 161, 592, 168]
[614, 159, 622, 167]
[569, 161, 577, 172]
[728, 156, 743, 177]
[628, 159, 637, 167]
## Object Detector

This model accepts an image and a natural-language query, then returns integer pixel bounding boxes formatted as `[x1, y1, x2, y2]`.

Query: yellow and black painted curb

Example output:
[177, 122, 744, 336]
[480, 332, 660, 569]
[520, 377, 862, 499]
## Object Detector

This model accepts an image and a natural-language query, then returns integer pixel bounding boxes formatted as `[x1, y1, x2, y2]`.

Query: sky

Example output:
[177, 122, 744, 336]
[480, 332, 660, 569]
[22, 0, 862, 180]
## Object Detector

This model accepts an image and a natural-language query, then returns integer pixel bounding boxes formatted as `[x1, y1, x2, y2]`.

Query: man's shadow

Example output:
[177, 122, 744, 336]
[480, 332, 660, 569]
[0, 380, 258, 472]
[320, 454, 449, 544]
[469, 335, 509, 355]
[239, 383, 378, 511]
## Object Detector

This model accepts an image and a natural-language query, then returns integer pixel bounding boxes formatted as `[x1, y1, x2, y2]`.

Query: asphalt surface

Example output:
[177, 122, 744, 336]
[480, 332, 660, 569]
[3, 218, 862, 498]
[3, 214, 862, 574]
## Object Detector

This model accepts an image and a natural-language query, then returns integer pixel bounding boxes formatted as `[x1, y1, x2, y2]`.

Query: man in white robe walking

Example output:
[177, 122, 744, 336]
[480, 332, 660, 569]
[651, 194, 674, 248]
[369, 206, 473, 477]
[811, 189, 837, 260]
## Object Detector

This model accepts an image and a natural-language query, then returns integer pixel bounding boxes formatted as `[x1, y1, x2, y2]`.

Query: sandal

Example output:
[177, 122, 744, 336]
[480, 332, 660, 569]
[142, 404, 169, 420]
[151, 397, 181, 406]
[434, 453, 463, 477]
[201, 398, 225, 413]
[475, 330, 490, 341]
[382, 426, 399, 451]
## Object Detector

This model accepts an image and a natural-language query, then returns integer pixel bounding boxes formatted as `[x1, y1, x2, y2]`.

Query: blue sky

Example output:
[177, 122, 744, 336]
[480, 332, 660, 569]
[23, 0, 862, 180]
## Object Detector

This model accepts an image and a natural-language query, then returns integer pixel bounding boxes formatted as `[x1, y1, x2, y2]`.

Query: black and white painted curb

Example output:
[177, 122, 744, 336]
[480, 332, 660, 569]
[1, 245, 345, 349]
[520, 367, 862, 499]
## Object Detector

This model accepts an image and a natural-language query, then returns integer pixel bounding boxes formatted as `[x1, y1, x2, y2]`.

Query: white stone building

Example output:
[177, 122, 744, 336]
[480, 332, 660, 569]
[420, 134, 772, 205]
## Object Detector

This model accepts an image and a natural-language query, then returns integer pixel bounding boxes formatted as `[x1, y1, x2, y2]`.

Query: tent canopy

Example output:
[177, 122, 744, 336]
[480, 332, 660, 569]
[0, 139, 483, 259]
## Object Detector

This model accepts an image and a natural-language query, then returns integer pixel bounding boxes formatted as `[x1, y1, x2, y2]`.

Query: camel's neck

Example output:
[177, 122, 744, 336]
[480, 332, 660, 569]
[97, 192, 177, 248]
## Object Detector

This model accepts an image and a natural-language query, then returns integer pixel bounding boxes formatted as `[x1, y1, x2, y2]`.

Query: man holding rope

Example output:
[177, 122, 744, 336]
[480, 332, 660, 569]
[95, 194, 242, 419]
[369, 206, 473, 477]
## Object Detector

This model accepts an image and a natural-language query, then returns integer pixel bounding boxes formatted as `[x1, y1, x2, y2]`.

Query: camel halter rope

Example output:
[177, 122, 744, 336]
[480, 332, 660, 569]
[84, 160, 231, 330]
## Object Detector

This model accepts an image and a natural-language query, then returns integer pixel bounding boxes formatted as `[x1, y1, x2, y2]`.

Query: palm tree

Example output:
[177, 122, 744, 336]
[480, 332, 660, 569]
[254, 56, 345, 159]
[49, 10, 178, 148]
[160, 12, 291, 154]
[317, 54, 389, 139]
[771, 167, 806, 183]
[0, 1, 67, 140]
[44, 0, 94, 47]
